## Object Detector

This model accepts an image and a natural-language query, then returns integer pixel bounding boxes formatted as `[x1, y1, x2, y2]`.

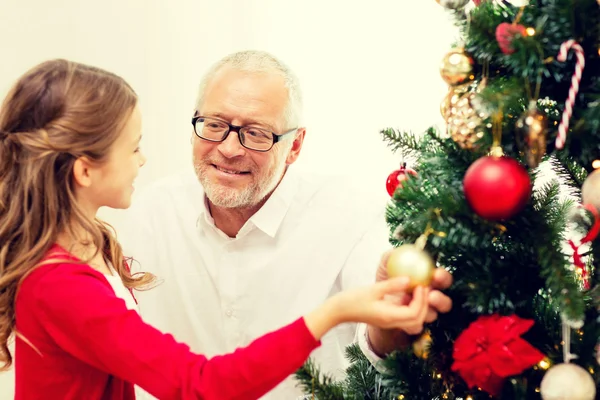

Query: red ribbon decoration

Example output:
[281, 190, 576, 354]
[568, 203, 600, 289]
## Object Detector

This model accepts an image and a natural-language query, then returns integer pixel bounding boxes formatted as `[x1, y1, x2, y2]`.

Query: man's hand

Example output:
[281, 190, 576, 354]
[367, 249, 453, 357]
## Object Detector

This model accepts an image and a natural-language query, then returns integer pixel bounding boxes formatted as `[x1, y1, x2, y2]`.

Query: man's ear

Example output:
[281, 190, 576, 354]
[286, 128, 306, 165]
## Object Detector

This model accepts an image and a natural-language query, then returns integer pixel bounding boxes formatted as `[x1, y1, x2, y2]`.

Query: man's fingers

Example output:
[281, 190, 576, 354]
[375, 249, 393, 282]
[424, 308, 438, 324]
[428, 290, 452, 313]
[380, 249, 393, 265]
[432, 268, 453, 290]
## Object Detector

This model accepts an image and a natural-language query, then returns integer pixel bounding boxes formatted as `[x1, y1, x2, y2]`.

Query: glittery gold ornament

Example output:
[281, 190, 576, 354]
[435, 0, 470, 9]
[412, 330, 432, 359]
[386, 242, 435, 293]
[440, 90, 451, 118]
[443, 84, 488, 149]
[515, 103, 547, 168]
[440, 84, 468, 118]
[440, 48, 475, 86]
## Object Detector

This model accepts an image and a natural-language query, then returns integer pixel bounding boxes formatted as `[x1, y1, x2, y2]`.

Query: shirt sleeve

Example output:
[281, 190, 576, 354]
[355, 323, 389, 373]
[339, 210, 391, 368]
[26, 264, 320, 400]
[339, 209, 390, 291]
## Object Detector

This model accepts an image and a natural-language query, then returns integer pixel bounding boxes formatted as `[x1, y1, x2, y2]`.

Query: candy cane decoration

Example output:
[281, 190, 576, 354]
[555, 39, 586, 149]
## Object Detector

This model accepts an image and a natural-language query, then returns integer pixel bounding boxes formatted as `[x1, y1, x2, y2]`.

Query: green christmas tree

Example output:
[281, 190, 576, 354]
[297, 0, 600, 399]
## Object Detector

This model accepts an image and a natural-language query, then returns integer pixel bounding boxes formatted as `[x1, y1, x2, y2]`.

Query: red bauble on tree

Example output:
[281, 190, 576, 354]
[496, 22, 527, 55]
[463, 155, 531, 220]
[386, 163, 417, 196]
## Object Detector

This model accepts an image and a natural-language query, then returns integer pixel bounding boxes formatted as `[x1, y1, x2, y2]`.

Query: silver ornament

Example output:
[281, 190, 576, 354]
[540, 363, 596, 400]
[504, 0, 530, 6]
[582, 169, 600, 211]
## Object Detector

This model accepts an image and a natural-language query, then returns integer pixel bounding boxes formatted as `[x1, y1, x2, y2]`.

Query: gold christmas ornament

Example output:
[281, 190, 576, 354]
[443, 83, 488, 149]
[440, 48, 475, 87]
[515, 103, 548, 168]
[440, 89, 451, 118]
[386, 240, 435, 293]
[435, 0, 470, 9]
[582, 169, 600, 211]
[540, 363, 596, 400]
[412, 330, 432, 359]
[440, 84, 468, 118]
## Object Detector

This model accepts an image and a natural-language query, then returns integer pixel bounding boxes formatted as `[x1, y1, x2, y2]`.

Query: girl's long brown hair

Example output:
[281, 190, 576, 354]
[0, 59, 155, 370]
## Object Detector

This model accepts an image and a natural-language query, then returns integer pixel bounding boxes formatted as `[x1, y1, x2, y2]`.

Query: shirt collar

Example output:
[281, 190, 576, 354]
[249, 167, 298, 238]
[197, 166, 299, 239]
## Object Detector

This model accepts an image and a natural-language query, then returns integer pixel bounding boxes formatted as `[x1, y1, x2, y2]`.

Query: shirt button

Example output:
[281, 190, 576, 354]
[225, 309, 233, 317]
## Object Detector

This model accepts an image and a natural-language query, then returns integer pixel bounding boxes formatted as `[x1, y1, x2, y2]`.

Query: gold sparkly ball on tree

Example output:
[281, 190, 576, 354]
[386, 244, 435, 293]
[443, 88, 487, 149]
[440, 48, 475, 87]
[440, 84, 468, 117]
[515, 105, 548, 168]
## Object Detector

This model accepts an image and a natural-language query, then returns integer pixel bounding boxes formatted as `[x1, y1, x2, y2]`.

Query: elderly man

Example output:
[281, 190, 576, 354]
[120, 50, 452, 399]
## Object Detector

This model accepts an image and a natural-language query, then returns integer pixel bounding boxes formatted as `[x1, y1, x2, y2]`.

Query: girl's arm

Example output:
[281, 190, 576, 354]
[20, 263, 427, 400]
[20, 264, 318, 400]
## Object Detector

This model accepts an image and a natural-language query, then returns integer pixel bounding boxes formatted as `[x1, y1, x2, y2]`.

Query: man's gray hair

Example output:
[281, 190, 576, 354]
[195, 50, 303, 130]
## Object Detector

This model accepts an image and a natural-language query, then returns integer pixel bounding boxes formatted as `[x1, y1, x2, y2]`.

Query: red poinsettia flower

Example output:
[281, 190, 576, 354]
[451, 314, 545, 396]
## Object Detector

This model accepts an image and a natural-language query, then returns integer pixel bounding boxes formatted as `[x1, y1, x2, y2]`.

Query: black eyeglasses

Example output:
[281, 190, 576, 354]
[191, 115, 297, 152]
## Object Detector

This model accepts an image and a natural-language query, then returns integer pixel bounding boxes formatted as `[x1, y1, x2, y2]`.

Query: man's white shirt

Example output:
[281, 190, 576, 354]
[119, 167, 389, 399]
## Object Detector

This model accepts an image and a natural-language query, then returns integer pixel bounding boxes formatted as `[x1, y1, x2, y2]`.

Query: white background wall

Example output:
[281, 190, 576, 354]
[0, 0, 457, 396]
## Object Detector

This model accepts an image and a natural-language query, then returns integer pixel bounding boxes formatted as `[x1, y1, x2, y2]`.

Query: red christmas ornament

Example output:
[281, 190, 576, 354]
[386, 164, 417, 196]
[451, 314, 545, 396]
[496, 22, 527, 55]
[463, 155, 531, 220]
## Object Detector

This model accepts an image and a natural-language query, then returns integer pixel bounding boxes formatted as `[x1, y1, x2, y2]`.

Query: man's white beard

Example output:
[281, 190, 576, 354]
[193, 151, 289, 209]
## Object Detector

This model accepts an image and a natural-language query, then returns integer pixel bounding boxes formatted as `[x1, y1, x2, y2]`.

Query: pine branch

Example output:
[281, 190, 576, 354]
[343, 359, 387, 400]
[295, 359, 346, 400]
[379, 128, 422, 160]
[549, 153, 587, 196]
[344, 343, 367, 364]
[461, 2, 516, 63]
[534, 182, 586, 321]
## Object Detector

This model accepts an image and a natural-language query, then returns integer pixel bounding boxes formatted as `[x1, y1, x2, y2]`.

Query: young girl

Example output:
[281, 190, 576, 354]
[0, 59, 429, 400]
